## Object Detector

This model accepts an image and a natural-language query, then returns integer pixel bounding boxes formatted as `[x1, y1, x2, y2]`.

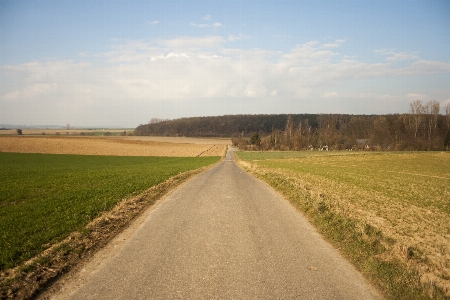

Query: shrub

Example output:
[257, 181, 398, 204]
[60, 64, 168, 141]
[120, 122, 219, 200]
[250, 132, 261, 146]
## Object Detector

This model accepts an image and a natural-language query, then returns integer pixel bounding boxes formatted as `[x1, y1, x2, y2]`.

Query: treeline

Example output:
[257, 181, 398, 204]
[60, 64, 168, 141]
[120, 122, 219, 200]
[134, 100, 450, 151]
[134, 114, 319, 138]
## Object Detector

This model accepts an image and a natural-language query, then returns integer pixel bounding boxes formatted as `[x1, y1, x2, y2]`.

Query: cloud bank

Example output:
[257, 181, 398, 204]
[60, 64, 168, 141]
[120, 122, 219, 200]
[1, 37, 450, 126]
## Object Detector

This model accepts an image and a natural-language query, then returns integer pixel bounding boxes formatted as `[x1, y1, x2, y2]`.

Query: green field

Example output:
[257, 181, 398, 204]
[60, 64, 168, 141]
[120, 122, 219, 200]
[236, 151, 450, 299]
[0, 152, 220, 270]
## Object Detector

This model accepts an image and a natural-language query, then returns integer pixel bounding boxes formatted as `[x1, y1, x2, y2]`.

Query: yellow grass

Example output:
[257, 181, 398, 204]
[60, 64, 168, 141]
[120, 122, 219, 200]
[236, 151, 450, 298]
[0, 136, 230, 157]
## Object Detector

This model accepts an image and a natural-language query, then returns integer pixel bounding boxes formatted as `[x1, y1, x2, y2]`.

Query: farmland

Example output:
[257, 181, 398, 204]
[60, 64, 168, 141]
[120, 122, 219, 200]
[235, 151, 450, 299]
[0, 135, 228, 157]
[0, 153, 220, 270]
[0, 129, 133, 136]
[0, 135, 227, 298]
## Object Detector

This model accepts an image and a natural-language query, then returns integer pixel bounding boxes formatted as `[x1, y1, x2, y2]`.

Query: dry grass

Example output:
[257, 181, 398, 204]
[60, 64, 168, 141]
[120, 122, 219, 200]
[236, 151, 450, 299]
[0, 136, 229, 157]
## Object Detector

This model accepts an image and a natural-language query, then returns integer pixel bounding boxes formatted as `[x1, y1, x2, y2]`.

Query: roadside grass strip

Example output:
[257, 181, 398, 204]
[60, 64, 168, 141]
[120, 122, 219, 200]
[236, 151, 450, 299]
[0, 152, 220, 271]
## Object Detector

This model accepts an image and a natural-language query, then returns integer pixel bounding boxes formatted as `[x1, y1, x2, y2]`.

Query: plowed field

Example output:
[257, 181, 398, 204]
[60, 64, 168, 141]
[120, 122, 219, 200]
[0, 136, 229, 157]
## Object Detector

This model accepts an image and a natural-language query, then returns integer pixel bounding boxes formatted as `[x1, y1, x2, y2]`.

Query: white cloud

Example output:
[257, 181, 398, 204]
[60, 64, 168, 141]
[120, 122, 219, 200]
[374, 49, 419, 61]
[2, 90, 20, 101]
[323, 92, 339, 97]
[4, 42, 447, 105]
[148, 20, 159, 25]
[190, 22, 222, 28]
[190, 15, 223, 28]
[321, 39, 345, 49]
[322, 43, 340, 49]
[104, 41, 164, 63]
[227, 34, 251, 42]
[280, 41, 336, 65]
[2, 38, 450, 126]
[386, 53, 419, 61]
[221, 48, 276, 61]
[190, 22, 210, 28]
[403, 60, 450, 74]
[374, 49, 393, 55]
[159, 36, 225, 50]
[1, 60, 96, 116]
[406, 93, 429, 100]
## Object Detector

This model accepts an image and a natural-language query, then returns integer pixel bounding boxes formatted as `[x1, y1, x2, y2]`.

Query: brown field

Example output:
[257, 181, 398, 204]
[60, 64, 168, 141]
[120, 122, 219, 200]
[0, 129, 130, 135]
[0, 136, 230, 157]
[123, 136, 230, 145]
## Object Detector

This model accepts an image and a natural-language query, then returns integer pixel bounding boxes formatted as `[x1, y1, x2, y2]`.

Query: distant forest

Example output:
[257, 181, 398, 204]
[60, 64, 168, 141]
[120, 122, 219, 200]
[134, 100, 450, 151]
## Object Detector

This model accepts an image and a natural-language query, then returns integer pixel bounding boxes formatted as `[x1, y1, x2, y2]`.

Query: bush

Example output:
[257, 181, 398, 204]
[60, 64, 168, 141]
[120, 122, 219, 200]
[250, 132, 261, 146]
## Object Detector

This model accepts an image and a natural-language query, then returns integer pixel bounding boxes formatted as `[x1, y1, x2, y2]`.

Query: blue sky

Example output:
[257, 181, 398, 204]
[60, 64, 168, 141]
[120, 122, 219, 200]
[1, 0, 449, 127]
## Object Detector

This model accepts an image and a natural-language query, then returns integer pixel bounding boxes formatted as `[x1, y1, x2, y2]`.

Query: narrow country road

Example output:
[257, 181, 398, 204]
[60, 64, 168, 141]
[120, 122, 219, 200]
[46, 148, 382, 299]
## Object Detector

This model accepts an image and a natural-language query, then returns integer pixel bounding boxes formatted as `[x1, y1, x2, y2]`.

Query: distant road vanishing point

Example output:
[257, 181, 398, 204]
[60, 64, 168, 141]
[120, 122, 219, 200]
[45, 148, 382, 300]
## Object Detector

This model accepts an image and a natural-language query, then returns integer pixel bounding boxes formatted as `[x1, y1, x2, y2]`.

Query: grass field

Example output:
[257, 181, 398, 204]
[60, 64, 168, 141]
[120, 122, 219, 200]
[0, 152, 220, 271]
[236, 151, 450, 299]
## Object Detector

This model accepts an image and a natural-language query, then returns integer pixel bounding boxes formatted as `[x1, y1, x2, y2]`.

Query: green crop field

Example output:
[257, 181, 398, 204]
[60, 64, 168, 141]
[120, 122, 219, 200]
[236, 151, 450, 299]
[0, 152, 220, 271]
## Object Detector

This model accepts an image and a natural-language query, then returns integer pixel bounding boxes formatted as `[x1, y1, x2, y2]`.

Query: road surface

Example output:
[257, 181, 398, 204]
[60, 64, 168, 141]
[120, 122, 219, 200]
[46, 148, 382, 299]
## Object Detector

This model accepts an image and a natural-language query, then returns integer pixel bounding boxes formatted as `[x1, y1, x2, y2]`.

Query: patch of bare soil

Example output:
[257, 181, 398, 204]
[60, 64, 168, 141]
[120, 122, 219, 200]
[0, 136, 229, 157]
[0, 165, 215, 300]
[123, 136, 230, 145]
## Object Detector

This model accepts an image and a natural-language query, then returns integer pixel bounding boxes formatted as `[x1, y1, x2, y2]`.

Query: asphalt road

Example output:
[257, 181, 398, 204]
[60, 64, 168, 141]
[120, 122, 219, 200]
[48, 148, 382, 299]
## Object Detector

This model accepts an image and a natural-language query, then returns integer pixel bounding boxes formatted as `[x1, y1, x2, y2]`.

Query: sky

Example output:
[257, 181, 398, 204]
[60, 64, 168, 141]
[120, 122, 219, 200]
[1, 0, 449, 128]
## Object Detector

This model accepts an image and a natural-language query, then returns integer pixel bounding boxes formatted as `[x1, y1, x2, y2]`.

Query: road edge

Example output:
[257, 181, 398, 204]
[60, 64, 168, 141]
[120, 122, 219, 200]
[1, 155, 226, 300]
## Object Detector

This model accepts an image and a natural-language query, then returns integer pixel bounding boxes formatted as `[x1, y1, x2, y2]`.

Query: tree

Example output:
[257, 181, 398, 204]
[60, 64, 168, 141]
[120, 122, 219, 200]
[410, 100, 423, 139]
[431, 101, 440, 129]
[250, 132, 261, 146]
[372, 116, 389, 149]
[16, 129, 22, 135]
[445, 130, 450, 151]
[445, 102, 450, 130]
[423, 100, 440, 141]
